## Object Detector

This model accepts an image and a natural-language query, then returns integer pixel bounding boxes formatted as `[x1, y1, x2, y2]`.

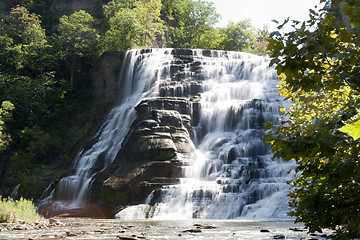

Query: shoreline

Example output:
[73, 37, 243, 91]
[0, 218, 332, 239]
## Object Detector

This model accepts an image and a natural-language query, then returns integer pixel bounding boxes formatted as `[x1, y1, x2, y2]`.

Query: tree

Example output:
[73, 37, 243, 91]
[134, 0, 164, 47]
[252, 25, 269, 55]
[0, 5, 48, 75]
[0, 101, 14, 152]
[102, 0, 164, 50]
[198, 27, 224, 50]
[166, 0, 219, 48]
[220, 19, 256, 52]
[102, 7, 142, 51]
[55, 10, 99, 89]
[265, 0, 360, 239]
[102, 0, 136, 19]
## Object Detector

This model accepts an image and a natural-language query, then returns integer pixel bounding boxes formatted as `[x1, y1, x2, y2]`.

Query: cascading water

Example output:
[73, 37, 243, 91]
[41, 48, 294, 220]
[115, 49, 295, 220]
[39, 49, 177, 213]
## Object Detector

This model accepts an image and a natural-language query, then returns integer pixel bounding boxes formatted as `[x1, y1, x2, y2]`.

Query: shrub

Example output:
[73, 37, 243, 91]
[0, 197, 42, 223]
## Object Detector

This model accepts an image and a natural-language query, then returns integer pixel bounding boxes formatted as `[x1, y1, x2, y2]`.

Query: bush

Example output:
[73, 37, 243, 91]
[0, 197, 42, 223]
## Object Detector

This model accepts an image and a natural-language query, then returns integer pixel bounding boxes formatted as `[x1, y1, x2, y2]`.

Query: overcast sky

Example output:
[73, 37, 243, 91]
[205, 0, 322, 31]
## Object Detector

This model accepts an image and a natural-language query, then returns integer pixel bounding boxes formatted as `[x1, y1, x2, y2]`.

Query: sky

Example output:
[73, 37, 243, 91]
[205, 0, 322, 31]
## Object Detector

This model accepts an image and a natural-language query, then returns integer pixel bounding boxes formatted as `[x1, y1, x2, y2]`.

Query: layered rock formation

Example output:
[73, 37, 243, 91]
[89, 49, 209, 216]
[91, 96, 200, 216]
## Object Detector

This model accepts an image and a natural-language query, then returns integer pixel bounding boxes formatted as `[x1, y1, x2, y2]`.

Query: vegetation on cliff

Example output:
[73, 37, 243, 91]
[266, 0, 360, 238]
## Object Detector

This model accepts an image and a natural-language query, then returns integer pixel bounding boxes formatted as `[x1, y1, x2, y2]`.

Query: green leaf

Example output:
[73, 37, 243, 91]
[339, 119, 360, 140]
[264, 121, 272, 130]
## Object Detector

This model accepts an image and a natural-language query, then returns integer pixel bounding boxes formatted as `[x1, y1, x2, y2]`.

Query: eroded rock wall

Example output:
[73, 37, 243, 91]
[91, 96, 200, 216]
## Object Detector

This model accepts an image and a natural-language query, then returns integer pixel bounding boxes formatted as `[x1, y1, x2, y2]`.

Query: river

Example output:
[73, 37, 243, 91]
[0, 218, 331, 240]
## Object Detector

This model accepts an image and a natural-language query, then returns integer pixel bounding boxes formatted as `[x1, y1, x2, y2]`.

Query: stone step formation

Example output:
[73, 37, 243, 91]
[39, 48, 294, 220]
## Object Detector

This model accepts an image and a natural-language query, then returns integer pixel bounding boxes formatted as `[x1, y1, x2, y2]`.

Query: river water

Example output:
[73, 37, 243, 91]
[0, 218, 331, 240]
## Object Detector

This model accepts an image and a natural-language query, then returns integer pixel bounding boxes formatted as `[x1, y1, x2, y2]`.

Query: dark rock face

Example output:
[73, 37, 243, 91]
[92, 97, 198, 216]
[122, 105, 195, 161]
[91, 51, 124, 103]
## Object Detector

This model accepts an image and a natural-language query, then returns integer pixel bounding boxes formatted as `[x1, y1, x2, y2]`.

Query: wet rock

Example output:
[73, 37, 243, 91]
[66, 232, 77, 237]
[159, 81, 202, 98]
[122, 103, 195, 162]
[13, 225, 27, 230]
[193, 223, 219, 229]
[300, 238, 319, 240]
[289, 227, 306, 232]
[273, 234, 286, 239]
[260, 229, 270, 232]
[136, 97, 191, 115]
[117, 236, 137, 240]
[171, 48, 194, 56]
[49, 218, 63, 226]
[183, 228, 202, 233]
[18, 219, 26, 224]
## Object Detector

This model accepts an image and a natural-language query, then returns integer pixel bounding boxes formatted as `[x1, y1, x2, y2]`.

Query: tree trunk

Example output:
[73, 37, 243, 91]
[197, 34, 201, 49]
[71, 55, 75, 90]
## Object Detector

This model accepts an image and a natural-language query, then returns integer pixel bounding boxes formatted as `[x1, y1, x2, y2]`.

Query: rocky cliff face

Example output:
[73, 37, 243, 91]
[91, 96, 199, 216]
[90, 50, 204, 216]
[91, 51, 125, 103]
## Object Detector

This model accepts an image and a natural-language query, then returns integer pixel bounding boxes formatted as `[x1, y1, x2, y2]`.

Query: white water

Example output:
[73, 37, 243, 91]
[116, 49, 295, 220]
[43, 49, 177, 209]
[41, 48, 294, 220]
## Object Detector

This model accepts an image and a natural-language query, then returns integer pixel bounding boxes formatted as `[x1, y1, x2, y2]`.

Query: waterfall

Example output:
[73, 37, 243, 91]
[39, 49, 176, 213]
[115, 49, 295, 220]
[41, 48, 294, 220]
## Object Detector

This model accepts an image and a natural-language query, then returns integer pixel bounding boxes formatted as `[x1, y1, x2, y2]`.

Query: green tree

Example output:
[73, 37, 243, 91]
[102, 0, 163, 50]
[103, 0, 136, 19]
[252, 25, 269, 55]
[134, 0, 164, 47]
[265, 0, 360, 238]
[220, 19, 256, 52]
[55, 10, 99, 89]
[166, 0, 219, 48]
[0, 5, 48, 75]
[198, 27, 224, 50]
[102, 7, 142, 51]
[102, 0, 164, 50]
[0, 101, 14, 152]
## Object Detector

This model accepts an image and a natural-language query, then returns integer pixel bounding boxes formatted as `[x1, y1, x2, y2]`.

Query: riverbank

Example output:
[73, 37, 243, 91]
[0, 218, 331, 239]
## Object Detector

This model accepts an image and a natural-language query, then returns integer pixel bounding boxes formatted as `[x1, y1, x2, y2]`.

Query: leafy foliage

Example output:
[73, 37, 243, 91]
[55, 10, 100, 89]
[0, 101, 14, 152]
[220, 20, 255, 52]
[103, 7, 142, 51]
[102, 0, 164, 50]
[265, 0, 360, 238]
[339, 119, 360, 140]
[0, 197, 42, 223]
[0, 5, 105, 200]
